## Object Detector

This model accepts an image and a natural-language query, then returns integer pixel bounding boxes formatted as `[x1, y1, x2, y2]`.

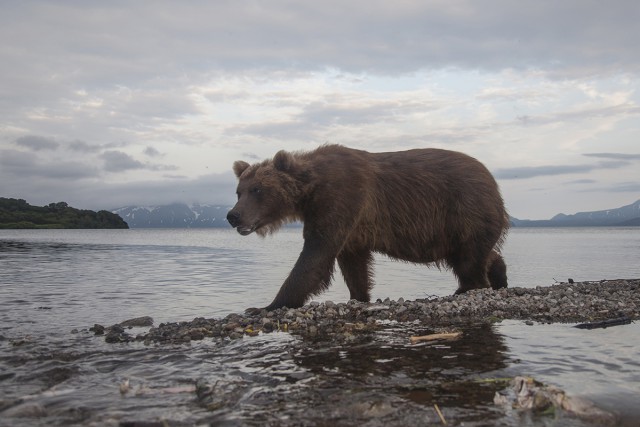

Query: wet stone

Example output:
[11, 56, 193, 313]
[89, 324, 105, 335]
[118, 316, 153, 328]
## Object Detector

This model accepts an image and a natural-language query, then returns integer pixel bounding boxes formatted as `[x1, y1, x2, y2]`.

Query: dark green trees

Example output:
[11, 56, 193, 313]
[0, 198, 129, 229]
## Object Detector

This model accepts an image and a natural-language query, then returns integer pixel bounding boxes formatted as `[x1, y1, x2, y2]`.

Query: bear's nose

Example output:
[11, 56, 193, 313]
[226, 210, 240, 227]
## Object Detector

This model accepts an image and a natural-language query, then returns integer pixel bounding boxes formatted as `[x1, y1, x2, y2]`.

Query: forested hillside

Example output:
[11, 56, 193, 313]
[0, 198, 128, 229]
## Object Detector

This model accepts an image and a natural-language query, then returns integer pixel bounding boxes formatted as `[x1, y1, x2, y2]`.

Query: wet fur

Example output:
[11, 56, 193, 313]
[228, 145, 509, 310]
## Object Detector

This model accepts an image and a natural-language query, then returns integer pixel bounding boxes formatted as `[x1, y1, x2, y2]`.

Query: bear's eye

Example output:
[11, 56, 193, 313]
[249, 186, 262, 194]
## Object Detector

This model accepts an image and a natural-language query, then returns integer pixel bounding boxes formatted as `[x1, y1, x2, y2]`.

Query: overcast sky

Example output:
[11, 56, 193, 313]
[1, 1, 639, 219]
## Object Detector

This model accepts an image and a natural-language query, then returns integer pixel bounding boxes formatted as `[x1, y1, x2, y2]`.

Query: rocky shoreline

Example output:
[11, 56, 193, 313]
[96, 279, 639, 344]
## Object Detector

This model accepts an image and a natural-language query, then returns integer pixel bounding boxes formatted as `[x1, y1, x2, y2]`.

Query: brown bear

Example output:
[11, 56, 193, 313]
[227, 144, 509, 311]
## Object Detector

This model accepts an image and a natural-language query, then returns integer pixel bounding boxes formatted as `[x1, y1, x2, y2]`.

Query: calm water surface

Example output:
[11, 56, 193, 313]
[1, 227, 639, 426]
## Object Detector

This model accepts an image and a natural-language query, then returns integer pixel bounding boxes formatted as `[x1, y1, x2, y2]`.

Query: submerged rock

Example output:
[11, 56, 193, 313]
[494, 376, 616, 425]
[1, 402, 47, 418]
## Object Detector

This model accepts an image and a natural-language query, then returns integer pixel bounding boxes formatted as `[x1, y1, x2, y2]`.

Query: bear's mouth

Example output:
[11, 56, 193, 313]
[237, 224, 257, 236]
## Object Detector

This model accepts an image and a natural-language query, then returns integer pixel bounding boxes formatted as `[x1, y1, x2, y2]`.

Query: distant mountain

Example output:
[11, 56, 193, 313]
[115, 200, 640, 229]
[113, 203, 232, 228]
[511, 199, 640, 227]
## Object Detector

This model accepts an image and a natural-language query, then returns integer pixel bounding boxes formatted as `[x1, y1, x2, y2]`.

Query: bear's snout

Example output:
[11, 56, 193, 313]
[226, 210, 241, 227]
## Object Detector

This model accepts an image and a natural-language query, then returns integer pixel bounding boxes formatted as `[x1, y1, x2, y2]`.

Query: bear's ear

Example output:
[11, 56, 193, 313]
[233, 160, 250, 178]
[273, 150, 296, 173]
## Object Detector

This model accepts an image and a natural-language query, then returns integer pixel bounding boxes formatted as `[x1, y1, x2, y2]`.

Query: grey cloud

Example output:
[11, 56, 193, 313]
[0, 150, 42, 178]
[494, 160, 629, 180]
[228, 118, 479, 149]
[495, 164, 592, 180]
[0, 149, 98, 179]
[68, 140, 102, 153]
[98, 173, 238, 210]
[577, 181, 640, 193]
[1, 1, 639, 92]
[227, 121, 309, 141]
[0, 166, 237, 211]
[583, 152, 640, 160]
[38, 162, 98, 179]
[144, 146, 162, 157]
[203, 88, 253, 104]
[227, 97, 440, 141]
[2, 2, 639, 218]
[298, 101, 411, 127]
[101, 150, 178, 173]
[516, 104, 640, 127]
[475, 87, 545, 102]
[16, 135, 59, 151]
[72, 173, 236, 211]
[606, 182, 640, 193]
[113, 88, 201, 120]
[101, 151, 145, 172]
[148, 164, 179, 172]
[241, 152, 262, 161]
[565, 179, 597, 185]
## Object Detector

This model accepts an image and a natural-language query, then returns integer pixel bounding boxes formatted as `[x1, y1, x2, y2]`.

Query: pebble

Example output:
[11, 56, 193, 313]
[97, 279, 640, 344]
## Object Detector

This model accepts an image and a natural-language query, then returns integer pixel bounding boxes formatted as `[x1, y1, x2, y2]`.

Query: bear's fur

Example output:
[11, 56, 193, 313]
[227, 145, 509, 311]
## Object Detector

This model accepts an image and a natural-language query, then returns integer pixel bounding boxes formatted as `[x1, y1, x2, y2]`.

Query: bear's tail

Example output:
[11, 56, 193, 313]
[487, 250, 508, 290]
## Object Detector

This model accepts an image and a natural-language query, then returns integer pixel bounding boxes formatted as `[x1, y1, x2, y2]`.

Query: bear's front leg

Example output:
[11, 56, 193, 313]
[337, 248, 373, 302]
[246, 238, 338, 313]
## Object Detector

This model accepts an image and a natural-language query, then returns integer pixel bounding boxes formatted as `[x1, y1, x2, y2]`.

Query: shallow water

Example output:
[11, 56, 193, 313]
[1, 227, 639, 426]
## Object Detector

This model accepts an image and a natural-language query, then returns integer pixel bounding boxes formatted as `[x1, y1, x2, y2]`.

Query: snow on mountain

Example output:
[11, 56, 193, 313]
[512, 199, 640, 227]
[550, 199, 640, 224]
[114, 200, 640, 229]
[113, 203, 232, 228]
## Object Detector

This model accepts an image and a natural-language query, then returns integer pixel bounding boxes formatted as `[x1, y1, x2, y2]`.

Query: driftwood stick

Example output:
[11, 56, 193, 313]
[434, 403, 447, 425]
[410, 332, 462, 344]
[574, 316, 632, 329]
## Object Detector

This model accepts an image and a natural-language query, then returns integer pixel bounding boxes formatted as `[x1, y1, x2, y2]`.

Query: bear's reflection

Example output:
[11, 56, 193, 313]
[289, 322, 511, 424]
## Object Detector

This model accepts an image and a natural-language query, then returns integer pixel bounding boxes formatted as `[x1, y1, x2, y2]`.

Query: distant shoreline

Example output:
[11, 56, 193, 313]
[510, 219, 640, 227]
[112, 200, 640, 228]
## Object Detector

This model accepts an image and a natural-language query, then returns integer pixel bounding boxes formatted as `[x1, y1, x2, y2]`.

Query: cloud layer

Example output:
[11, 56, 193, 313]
[1, 1, 639, 218]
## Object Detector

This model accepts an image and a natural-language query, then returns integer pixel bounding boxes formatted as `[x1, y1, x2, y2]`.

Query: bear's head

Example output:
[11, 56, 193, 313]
[227, 150, 306, 237]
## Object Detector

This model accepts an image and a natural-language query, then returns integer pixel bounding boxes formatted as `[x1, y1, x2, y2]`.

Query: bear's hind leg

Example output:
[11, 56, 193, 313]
[337, 249, 374, 302]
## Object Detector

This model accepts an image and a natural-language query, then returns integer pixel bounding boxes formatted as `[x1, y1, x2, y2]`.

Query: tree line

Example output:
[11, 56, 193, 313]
[0, 198, 129, 229]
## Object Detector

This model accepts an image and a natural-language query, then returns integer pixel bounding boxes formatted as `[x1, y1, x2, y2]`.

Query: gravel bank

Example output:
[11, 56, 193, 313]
[97, 279, 639, 344]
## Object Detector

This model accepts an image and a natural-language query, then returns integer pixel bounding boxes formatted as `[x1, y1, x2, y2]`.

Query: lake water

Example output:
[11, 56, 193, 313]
[1, 227, 639, 426]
